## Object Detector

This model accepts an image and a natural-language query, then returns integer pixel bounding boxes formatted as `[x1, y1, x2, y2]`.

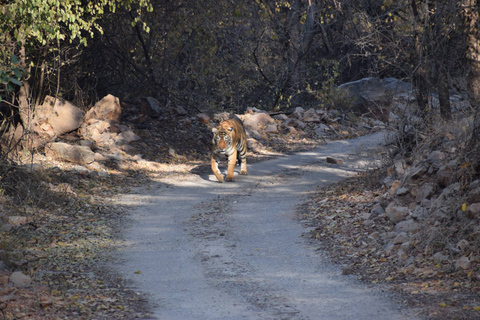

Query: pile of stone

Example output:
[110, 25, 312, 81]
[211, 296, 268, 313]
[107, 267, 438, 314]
[29, 94, 140, 166]
[368, 147, 480, 271]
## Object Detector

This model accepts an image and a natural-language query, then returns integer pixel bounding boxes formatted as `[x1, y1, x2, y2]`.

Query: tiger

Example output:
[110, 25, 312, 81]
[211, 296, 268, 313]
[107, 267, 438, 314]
[211, 115, 248, 182]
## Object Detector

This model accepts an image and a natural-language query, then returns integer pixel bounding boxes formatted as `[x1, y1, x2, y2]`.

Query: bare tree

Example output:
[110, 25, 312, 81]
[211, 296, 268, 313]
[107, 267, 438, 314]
[462, 0, 480, 171]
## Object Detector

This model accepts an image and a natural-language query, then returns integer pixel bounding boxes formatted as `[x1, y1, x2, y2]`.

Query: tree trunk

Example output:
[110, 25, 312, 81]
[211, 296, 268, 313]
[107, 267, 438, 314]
[437, 68, 451, 120]
[462, 0, 480, 169]
[412, 0, 429, 118]
[17, 41, 32, 130]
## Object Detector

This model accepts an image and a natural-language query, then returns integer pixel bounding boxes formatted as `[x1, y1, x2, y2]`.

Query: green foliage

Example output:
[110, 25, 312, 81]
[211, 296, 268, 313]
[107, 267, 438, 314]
[0, 0, 152, 111]
[0, 55, 24, 102]
[0, 0, 152, 46]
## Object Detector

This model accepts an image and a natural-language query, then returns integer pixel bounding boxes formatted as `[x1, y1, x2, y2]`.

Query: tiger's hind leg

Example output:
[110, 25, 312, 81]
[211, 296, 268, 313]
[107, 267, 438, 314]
[238, 157, 247, 175]
[237, 151, 247, 176]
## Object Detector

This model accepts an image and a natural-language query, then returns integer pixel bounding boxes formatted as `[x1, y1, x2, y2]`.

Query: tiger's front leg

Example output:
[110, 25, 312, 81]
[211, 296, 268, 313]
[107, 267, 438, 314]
[225, 149, 237, 182]
[211, 154, 224, 183]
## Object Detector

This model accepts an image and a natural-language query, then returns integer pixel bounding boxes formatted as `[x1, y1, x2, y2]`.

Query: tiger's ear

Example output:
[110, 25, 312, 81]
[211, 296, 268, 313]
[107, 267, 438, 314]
[212, 128, 217, 133]
[228, 127, 234, 131]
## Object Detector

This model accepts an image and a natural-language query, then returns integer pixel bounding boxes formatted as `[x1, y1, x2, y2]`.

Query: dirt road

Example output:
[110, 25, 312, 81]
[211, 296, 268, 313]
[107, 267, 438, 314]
[113, 131, 419, 320]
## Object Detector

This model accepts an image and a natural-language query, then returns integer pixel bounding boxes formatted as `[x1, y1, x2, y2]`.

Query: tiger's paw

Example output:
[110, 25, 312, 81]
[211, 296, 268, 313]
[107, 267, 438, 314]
[239, 170, 248, 175]
[225, 175, 235, 182]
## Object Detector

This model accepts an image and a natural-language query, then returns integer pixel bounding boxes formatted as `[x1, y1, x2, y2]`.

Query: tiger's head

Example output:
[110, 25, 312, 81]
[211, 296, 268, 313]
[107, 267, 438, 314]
[212, 125, 235, 155]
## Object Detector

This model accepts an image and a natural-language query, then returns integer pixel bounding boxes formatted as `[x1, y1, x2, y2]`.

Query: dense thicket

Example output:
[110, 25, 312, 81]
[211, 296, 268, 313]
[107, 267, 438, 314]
[1, 0, 480, 162]
[0, 1, 470, 112]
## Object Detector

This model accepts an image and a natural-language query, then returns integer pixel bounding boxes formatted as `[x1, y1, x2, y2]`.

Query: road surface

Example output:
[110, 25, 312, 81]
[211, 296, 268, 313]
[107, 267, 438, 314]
[113, 131, 419, 320]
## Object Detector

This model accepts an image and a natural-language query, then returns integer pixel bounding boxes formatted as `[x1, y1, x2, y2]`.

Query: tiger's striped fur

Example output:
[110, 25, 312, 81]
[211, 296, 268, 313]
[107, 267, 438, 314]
[211, 115, 247, 182]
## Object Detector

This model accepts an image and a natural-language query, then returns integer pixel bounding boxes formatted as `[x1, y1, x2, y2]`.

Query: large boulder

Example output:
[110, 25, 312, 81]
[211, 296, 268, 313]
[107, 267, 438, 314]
[45, 142, 95, 165]
[338, 77, 411, 121]
[243, 112, 275, 131]
[33, 96, 84, 136]
[85, 94, 121, 123]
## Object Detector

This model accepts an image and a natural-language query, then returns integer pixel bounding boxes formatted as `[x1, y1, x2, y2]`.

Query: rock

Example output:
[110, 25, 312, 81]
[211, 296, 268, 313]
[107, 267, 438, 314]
[284, 118, 297, 127]
[337, 77, 407, 121]
[432, 252, 449, 262]
[455, 256, 471, 270]
[40, 296, 55, 308]
[303, 116, 320, 123]
[286, 126, 297, 135]
[433, 208, 448, 222]
[471, 179, 480, 190]
[33, 96, 84, 136]
[385, 203, 410, 223]
[362, 219, 374, 226]
[79, 120, 112, 139]
[397, 249, 408, 261]
[420, 199, 432, 208]
[9, 271, 32, 287]
[395, 219, 420, 233]
[291, 107, 305, 118]
[428, 150, 445, 163]
[393, 232, 409, 244]
[467, 203, 480, 219]
[409, 165, 427, 179]
[8, 216, 27, 226]
[303, 108, 317, 117]
[415, 183, 436, 203]
[273, 114, 288, 121]
[468, 187, 480, 204]
[265, 124, 278, 134]
[411, 205, 427, 220]
[396, 187, 409, 196]
[140, 97, 163, 118]
[171, 105, 187, 116]
[117, 130, 141, 144]
[302, 108, 320, 123]
[326, 157, 344, 164]
[457, 239, 469, 252]
[70, 165, 91, 174]
[388, 180, 401, 196]
[394, 159, 407, 176]
[79, 140, 95, 150]
[370, 205, 385, 219]
[243, 113, 274, 131]
[94, 153, 108, 161]
[45, 142, 95, 165]
[400, 241, 411, 251]
[296, 121, 307, 129]
[384, 243, 397, 256]
[85, 94, 121, 123]
[196, 113, 210, 124]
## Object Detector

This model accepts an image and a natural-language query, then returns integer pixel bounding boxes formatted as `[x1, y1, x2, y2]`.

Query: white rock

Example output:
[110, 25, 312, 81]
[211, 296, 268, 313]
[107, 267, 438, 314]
[386, 203, 410, 223]
[456, 256, 471, 270]
[392, 232, 409, 244]
[85, 94, 122, 123]
[8, 216, 27, 226]
[9, 271, 32, 287]
[265, 124, 278, 134]
[395, 219, 420, 233]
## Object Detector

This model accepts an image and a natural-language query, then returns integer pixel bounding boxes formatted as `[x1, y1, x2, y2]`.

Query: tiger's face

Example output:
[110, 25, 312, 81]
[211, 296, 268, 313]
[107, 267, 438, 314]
[212, 126, 234, 155]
